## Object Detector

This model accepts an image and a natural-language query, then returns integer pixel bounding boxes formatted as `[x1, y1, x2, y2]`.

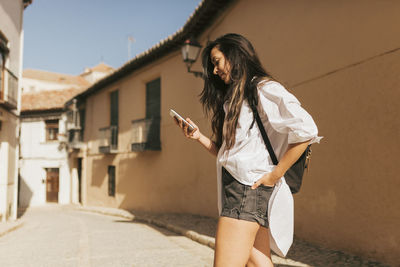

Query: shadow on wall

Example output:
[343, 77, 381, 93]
[90, 156, 114, 187]
[117, 151, 161, 211]
[17, 174, 33, 218]
[116, 148, 213, 214]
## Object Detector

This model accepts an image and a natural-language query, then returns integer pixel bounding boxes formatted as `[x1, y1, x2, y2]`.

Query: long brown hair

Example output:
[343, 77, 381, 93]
[200, 33, 273, 150]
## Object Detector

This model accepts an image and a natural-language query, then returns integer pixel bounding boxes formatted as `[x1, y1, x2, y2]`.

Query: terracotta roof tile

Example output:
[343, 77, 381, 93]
[21, 87, 85, 111]
[23, 69, 90, 87]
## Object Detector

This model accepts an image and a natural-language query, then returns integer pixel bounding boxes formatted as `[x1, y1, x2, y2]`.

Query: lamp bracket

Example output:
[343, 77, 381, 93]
[187, 65, 204, 79]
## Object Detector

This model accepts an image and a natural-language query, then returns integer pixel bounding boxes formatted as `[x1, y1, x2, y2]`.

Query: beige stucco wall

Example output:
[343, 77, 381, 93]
[0, 0, 24, 73]
[197, 1, 400, 265]
[82, 53, 217, 215]
[294, 47, 400, 265]
[79, 0, 399, 265]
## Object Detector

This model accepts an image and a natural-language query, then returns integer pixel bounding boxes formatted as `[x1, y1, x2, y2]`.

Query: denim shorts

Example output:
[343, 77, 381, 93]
[220, 167, 274, 228]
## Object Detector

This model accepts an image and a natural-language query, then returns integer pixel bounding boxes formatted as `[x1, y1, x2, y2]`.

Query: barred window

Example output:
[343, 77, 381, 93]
[108, 165, 116, 197]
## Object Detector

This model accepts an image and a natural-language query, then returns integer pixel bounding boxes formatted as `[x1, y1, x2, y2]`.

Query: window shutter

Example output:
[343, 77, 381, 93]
[110, 90, 118, 126]
[146, 78, 160, 119]
[145, 78, 161, 150]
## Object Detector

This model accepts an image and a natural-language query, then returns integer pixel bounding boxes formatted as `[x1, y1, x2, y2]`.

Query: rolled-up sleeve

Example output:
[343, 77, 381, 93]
[258, 81, 322, 144]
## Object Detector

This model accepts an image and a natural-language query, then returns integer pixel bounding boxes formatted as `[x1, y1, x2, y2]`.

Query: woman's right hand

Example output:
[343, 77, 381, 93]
[173, 117, 201, 140]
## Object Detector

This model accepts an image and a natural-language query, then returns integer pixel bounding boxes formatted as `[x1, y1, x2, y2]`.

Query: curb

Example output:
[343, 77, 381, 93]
[137, 216, 215, 249]
[0, 221, 24, 238]
[76, 206, 134, 220]
[77, 206, 215, 249]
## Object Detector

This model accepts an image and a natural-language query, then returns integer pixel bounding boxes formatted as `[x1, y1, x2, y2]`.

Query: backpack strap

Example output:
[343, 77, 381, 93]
[250, 104, 279, 165]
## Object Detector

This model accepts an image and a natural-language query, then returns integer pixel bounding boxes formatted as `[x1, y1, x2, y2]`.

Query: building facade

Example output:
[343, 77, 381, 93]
[19, 64, 113, 208]
[65, 0, 400, 265]
[19, 88, 80, 207]
[0, 0, 32, 221]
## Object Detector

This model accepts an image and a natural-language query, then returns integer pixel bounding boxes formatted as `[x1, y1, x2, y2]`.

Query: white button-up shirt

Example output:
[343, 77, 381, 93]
[216, 80, 322, 256]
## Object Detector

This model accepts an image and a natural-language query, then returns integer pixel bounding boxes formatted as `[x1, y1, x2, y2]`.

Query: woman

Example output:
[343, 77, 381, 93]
[173, 33, 321, 267]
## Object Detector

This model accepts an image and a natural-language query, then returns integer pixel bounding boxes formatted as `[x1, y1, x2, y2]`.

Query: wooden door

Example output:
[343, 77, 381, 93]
[46, 168, 59, 202]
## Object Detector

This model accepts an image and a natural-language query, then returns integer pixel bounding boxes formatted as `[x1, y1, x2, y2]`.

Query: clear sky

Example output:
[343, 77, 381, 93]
[23, 0, 202, 75]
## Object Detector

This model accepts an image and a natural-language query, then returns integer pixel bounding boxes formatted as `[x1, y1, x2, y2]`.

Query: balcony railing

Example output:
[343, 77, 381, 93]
[99, 125, 118, 153]
[67, 129, 83, 149]
[6, 69, 18, 107]
[66, 110, 81, 130]
[0, 68, 18, 109]
[131, 117, 161, 152]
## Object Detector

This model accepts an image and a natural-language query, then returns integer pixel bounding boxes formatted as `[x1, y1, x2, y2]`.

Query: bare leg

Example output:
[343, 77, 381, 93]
[246, 226, 274, 267]
[214, 216, 260, 267]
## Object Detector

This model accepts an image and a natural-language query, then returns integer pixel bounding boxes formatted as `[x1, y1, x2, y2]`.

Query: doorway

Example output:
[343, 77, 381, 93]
[46, 168, 59, 203]
[77, 158, 82, 203]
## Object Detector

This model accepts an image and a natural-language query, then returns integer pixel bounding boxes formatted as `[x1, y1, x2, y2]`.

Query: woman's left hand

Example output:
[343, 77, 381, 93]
[251, 171, 281, 189]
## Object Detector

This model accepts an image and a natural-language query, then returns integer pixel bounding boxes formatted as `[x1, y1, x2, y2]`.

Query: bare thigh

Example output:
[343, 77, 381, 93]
[246, 226, 274, 267]
[214, 216, 260, 267]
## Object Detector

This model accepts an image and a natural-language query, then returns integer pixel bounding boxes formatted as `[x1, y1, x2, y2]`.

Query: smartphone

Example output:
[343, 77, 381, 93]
[169, 109, 195, 132]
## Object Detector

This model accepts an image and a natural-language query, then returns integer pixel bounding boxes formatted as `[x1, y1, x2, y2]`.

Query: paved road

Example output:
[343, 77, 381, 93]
[0, 206, 214, 267]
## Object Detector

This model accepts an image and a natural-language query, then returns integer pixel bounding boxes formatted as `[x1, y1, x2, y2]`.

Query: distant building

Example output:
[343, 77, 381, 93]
[19, 63, 114, 207]
[80, 62, 114, 84]
[0, 0, 32, 221]
[21, 69, 90, 93]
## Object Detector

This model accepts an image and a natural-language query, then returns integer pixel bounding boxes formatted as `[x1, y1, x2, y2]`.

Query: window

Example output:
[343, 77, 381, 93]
[45, 119, 59, 141]
[146, 78, 160, 119]
[145, 78, 161, 149]
[99, 91, 117, 153]
[110, 90, 118, 126]
[131, 78, 161, 152]
[108, 165, 116, 197]
[0, 32, 8, 100]
[0, 50, 4, 99]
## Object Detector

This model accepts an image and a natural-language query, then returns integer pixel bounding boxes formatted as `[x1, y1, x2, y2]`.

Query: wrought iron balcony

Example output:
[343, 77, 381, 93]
[66, 110, 81, 131]
[131, 117, 161, 152]
[67, 129, 83, 149]
[99, 125, 118, 153]
[0, 68, 18, 109]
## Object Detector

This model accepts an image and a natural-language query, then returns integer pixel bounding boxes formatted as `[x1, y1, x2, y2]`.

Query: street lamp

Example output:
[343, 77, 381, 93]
[181, 38, 203, 78]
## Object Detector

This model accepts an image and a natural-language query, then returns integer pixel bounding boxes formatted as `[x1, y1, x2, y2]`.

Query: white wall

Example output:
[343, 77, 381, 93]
[0, 142, 9, 221]
[0, 111, 19, 221]
[70, 167, 79, 204]
[19, 159, 71, 207]
[81, 71, 111, 84]
[19, 118, 72, 207]
[20, 120, 66, 158]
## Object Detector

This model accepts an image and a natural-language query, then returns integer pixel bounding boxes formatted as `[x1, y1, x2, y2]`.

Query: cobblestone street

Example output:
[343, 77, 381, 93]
[0, 205, 391, 267]
[132, 211, 391, 267]
[0, 206, 213, 267]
